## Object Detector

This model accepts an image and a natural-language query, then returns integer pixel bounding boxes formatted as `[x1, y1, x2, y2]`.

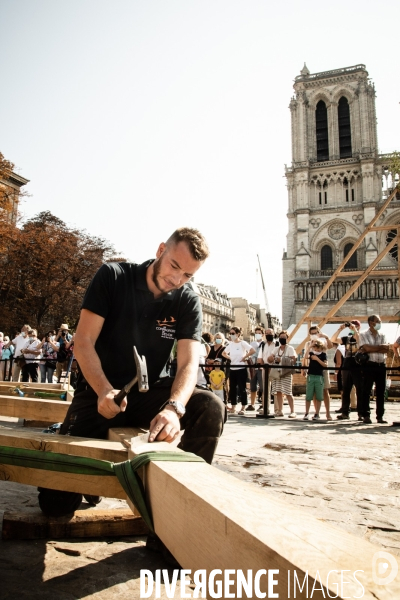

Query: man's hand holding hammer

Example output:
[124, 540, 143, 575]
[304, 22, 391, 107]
[74, 312, 199, 443]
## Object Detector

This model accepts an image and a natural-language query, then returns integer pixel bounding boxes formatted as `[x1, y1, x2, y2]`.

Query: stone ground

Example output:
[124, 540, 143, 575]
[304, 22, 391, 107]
[1, 395, 399, 599]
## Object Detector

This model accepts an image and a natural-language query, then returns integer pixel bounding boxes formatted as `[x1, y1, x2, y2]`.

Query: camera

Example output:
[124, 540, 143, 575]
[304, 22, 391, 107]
[61, 331, 66, 337]
[344, 321, 351, 327]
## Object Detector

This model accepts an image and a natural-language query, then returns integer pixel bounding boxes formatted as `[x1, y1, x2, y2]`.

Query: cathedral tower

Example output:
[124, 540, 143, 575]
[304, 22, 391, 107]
[282, 64, 399, 328]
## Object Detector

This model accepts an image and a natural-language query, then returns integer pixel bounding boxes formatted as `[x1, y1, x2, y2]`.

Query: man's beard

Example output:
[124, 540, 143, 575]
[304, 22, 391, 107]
[152, 255, 170, 294]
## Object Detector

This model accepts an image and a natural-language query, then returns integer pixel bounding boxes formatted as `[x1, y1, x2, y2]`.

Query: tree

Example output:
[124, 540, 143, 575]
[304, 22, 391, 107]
[0, 210, 116, 334]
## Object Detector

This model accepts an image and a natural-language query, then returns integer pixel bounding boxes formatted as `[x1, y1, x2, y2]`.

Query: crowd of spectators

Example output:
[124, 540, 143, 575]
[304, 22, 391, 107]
[2, 316, 399, 424]
[0, 323, 75, 384]
[196, 315, 399, 424]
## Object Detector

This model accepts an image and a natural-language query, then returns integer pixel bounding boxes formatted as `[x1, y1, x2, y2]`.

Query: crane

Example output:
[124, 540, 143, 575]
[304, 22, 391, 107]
[257, 254, 270, 315]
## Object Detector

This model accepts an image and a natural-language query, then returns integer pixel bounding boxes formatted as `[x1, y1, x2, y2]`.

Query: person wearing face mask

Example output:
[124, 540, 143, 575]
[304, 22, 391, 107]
[207, 332, 227, 400]
[331, 320, 362, 421]
[222, 326, 255, 415]
[1, 336, 14, 381]
[267, 330, 297, 418]
[8, 324, 31, 382]
[358, 315, 389, 424]
[246, 326, 265, 411]
[303, 340, 328, 420]
[257, 328, 277, 414]
[302, 325, 333, 421]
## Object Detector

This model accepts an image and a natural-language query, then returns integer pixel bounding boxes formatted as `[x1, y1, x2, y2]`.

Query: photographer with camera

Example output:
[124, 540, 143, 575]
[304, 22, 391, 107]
[39, 332, 59, 383]
[331, 320, 362, 421]
[50, 324, 72, 382]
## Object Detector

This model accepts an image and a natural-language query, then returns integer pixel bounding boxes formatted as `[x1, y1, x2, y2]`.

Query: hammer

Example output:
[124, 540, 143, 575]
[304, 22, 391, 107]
[114, 346, 149, 406]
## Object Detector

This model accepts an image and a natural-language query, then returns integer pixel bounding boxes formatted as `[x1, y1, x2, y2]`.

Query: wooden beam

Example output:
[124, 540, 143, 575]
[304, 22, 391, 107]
[371, 224, 400, 231]
[313, 236, 398, 330]
[0, 382, 67, 391]
[288, 186, 399, 344]
[0, 426, 128, 463]
[128, 442, 398, 599]
[0, 395, 70, 422]
[0, 464, 126, 498]
[2, 508, 148, 540]
[306, 315, 400, 323]
[107, 426, 148, 448]
[295, 236, 398, 352]
[0, 430, 398, 597]
[335, 269, 398, 277]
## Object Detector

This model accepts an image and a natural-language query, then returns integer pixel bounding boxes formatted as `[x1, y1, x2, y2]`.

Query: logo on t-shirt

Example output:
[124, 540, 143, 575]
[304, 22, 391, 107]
[156, 316, 177, 340]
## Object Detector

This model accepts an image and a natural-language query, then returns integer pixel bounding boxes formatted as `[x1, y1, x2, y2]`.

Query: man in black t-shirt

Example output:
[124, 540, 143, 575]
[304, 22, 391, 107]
[38, 228, 226, 519]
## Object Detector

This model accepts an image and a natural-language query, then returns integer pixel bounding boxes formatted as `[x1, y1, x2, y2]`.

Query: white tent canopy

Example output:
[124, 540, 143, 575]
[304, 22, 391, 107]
[287, 322, 400, 348]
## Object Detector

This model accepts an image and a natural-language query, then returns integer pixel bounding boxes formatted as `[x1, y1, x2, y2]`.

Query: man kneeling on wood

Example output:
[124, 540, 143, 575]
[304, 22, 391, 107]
[38, 228, 226, 523]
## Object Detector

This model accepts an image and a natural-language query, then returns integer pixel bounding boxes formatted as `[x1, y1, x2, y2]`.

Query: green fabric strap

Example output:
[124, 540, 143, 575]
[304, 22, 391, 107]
[114, 451, 204, 532]
[0, 446, 204, 532]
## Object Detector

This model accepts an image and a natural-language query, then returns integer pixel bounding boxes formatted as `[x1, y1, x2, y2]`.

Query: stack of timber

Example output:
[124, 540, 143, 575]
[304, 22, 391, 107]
[0, 425, 147, 539]
[0, 424, 399, 596]
[0, 382, 74, 427]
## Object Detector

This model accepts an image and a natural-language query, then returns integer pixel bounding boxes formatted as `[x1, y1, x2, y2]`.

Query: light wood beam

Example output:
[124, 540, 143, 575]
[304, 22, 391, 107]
[288, 187, 399, 344]
[295, 236, 398, 352]
[0, 396, 70, 422]
[128, 442, 399, 599]
[313, 236, 398, 330]
[2, 508, 148, 540]
[0, 464, 126, 498]
[0, 426, 128, 463]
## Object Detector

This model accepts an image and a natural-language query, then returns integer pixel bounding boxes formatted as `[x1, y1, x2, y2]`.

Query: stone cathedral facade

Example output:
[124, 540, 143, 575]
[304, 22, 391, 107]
[282, 64, 399, 328]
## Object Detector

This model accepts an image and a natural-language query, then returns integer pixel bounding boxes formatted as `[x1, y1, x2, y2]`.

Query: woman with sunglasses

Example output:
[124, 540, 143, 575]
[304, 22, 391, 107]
[222, 326, 255, 415]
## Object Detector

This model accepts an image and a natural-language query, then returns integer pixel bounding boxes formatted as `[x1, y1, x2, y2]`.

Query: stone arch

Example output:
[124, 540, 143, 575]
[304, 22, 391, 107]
[310, 219, 361, 252]
[338, 236, 359, 253]
[308, 89, 332, 110]
[331, 86, 356, 105]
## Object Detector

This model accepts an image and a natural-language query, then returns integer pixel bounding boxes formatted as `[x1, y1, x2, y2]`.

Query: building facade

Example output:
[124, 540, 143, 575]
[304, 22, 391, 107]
[230, 297, 258, 341]
[282, 64, 400, 328]
[188, 282, 234, 335]
[0, 170, 29, 223]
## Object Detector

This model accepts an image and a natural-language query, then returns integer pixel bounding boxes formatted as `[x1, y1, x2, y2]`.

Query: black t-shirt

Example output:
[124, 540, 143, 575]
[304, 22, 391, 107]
[81, 260, 202, 389]
[308, 351, 327, 376]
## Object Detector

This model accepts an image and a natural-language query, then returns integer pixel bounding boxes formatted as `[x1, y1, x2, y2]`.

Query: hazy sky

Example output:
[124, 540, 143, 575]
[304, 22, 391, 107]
[1, 0, 399, 320]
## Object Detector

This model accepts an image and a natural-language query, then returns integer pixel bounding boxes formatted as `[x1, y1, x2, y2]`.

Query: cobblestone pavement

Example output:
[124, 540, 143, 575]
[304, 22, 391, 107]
[214, 396, 400, 557]
[0, 396, 399, 598]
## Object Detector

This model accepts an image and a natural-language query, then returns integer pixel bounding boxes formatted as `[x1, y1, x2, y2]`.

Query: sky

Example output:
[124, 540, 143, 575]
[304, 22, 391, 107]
[1, 0, 399, 321]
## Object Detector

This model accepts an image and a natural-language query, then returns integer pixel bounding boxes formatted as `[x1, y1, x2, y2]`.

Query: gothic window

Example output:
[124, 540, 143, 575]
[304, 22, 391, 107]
[338, 97, 352, 158]
[316, 100, 329, 162]
[343, 177, 355, 202]
[386, 228, 399, 262]
[344, 243, 357, 270]
[318, 180, 328, 205]
[321, 245, 333, 270]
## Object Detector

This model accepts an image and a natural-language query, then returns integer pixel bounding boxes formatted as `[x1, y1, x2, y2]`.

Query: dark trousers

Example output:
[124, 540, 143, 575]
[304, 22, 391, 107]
[38, 377, 226, 516]
[360, 362, 386, 419]
[228, 368, 248, 406]
[21, 362, 39, 382]
[341, 357, 363, 415]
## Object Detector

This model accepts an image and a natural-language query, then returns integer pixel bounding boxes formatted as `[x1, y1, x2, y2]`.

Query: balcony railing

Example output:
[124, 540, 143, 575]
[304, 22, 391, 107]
[294, 276, 399, 302]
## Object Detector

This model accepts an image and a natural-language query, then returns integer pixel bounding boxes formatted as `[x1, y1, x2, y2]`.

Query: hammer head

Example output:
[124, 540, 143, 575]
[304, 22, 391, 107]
[134, 346, 149, 392]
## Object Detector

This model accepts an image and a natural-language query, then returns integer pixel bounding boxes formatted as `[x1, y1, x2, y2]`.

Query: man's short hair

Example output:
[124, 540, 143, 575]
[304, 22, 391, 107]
[367, 315, 379, 325]
[166, 227, 210, 261]
[309, 325, 319, 333]
[255, 326, 265, 334]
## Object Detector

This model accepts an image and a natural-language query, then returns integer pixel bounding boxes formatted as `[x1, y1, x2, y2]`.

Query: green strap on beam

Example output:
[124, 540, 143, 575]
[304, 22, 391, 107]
[0, 445, 204, 532]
